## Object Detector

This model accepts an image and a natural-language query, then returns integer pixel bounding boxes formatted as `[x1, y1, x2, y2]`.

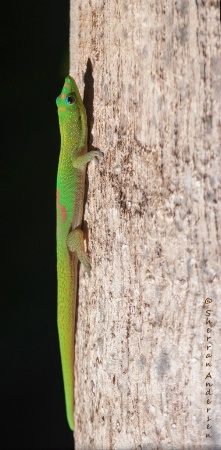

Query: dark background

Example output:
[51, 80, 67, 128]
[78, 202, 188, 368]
[1, 1, 75, 448]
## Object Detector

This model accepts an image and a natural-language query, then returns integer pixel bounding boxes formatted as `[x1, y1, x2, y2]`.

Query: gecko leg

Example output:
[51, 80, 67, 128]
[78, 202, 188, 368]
[72, 150, 103, 169]
[67, 229, 91, 275]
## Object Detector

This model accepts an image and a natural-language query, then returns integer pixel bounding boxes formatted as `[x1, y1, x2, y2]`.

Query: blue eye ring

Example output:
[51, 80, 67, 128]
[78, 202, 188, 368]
[66, 95, 75, 104]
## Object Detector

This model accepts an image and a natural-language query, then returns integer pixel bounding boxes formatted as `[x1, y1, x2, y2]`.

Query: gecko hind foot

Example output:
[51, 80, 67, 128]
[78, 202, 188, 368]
[67, 229, 91, 275]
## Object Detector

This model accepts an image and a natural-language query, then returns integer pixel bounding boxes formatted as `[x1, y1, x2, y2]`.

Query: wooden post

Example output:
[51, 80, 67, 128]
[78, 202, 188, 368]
[70, 1, 221, 448]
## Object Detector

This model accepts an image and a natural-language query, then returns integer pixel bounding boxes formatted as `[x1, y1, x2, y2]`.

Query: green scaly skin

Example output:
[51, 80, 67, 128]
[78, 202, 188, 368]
[56, 75, 102, 430]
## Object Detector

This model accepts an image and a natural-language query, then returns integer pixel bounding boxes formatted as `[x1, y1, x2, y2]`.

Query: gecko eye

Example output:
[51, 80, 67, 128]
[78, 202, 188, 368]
[66, 95, 75, 104]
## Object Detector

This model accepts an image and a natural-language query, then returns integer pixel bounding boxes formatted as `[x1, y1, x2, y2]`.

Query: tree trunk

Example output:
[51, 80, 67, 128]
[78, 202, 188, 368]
[70, 1, 221, 449]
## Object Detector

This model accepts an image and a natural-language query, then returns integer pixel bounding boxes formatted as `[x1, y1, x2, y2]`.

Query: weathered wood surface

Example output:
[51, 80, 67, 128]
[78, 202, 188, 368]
[70, 1, 221, 449]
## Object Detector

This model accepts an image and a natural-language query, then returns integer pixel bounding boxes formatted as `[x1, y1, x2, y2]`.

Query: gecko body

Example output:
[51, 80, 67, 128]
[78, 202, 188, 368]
[56, 76, 102, 430]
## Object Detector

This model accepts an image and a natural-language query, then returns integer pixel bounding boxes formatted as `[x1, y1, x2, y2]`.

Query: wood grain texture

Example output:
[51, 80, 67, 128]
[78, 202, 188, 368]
[70, 1, 221, 449]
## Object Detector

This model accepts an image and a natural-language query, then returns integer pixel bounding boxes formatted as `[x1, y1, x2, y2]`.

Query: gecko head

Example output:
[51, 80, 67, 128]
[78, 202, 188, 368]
[56, 76, 83, 117]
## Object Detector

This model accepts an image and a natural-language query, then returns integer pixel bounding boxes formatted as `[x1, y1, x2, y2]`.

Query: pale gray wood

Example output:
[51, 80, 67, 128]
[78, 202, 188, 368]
[70, 1, 221, 449]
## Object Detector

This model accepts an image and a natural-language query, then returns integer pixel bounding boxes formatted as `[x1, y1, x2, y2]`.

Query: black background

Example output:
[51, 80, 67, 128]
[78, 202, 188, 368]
[1, 1, 75, 448]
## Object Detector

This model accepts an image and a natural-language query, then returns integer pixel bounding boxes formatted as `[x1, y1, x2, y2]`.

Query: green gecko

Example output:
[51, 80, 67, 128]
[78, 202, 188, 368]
[56, 75, 102, 430]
